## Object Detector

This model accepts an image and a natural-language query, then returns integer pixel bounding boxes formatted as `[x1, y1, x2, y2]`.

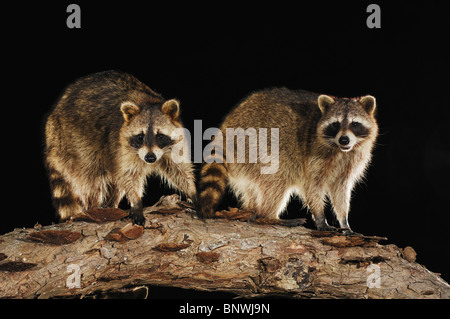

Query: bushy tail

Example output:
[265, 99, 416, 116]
[197, 152, 228, 218]
[46, 164, 82, 221]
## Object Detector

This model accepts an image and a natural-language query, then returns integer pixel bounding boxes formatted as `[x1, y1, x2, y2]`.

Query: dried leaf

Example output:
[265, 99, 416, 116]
[76, 208, 128, 223]
[120, 223, 144, 239]
[153, 243, 191, 252]
[197, 251, 220, 264]
[27, 230, 82, 245]
[105, 223, 144, 242]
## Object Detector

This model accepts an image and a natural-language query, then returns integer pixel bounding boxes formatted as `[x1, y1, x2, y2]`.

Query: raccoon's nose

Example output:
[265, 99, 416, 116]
[339, 136, 350, 145]
[144, 152, 157, 163]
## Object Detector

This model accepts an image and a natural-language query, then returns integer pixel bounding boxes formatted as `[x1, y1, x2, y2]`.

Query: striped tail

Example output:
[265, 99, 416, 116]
[197, 145, 228, 218]
[46, 165, 83, 221]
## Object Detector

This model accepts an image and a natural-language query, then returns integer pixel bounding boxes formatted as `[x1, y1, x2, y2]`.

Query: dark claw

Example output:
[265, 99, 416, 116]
[132, 215, 145, 226]
[313, 216, 337, 232]
[129, 209, 145, 226]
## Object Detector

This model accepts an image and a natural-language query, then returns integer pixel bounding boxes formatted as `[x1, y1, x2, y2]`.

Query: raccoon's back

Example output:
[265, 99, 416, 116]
[50, 71, 158, 127]
[221, 87, 322, 163]
[222, 88, 321, 130]
[46, 71, 161, 152]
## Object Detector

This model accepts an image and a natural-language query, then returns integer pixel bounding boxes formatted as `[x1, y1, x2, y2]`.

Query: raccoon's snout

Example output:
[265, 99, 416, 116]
[144, 152, 157, 163]
[138, 146, 163, 163]
[338, 135, 353, 152]
[339, 136, 350, 145]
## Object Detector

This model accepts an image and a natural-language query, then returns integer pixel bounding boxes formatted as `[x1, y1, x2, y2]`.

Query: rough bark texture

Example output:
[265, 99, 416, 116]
[0, 195, 449, 299]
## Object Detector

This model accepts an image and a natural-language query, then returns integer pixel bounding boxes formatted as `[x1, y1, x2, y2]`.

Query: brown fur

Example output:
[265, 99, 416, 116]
[45, 71, 196, 225]
[198, 88, 378, 232]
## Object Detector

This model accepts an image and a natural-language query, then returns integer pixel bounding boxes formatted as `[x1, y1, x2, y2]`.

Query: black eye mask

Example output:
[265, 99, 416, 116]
[155, 133, 173, 148]
[129, 133, 145, 149]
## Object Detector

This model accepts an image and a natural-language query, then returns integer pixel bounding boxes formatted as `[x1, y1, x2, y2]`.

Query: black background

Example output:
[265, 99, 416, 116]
[2, 1, 449, 287]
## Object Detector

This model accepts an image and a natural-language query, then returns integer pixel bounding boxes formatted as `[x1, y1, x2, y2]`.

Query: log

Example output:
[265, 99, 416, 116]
[0, 194, 449, 299]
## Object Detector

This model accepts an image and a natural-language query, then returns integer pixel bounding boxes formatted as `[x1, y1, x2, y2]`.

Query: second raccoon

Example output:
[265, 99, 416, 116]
[45, 71, 196, 225]
[197, 88, 378, 232]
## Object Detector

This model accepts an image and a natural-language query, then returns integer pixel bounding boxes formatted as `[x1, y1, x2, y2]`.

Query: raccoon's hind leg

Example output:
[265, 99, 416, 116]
[103, 184, 122, 209]
[47, 167, 83, 221]
[230, 176, 291, 220]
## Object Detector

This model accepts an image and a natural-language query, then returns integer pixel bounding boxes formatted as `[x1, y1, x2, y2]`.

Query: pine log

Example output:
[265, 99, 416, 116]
[0, 195, 449, 299]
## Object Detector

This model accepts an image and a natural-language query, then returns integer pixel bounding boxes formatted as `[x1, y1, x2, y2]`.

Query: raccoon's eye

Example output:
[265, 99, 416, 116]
[156, 133, 166, 140]
[129, 133, 145, 149]
[324, 122, 341, 137]
[332, 122, 340, 129]
[350, 121, 369, 137]
[155, 133, 173, 148]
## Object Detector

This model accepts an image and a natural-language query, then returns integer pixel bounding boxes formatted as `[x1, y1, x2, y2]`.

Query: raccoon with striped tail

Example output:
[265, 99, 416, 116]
[197, 88, 378, 233]
[45, 71, 196, 225]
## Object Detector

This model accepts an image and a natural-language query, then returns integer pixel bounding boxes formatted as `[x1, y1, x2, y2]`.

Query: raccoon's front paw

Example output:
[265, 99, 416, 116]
[129, 208, 146, 226]
[316, 223, 337, 232]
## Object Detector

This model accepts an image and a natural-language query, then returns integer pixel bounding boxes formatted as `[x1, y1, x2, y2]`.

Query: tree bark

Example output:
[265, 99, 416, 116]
[0, 195, 449, 299]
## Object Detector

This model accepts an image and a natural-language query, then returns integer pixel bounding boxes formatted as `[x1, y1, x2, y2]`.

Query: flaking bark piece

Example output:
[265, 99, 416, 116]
[151, 208, 185, 215]
[197, 251, 220, 264]
[27, 230, 82, 245]
[252, 217, 307, 227]
[144, 194, 193, 214]
[215, 207, 254, 221]
[105, 223, 144, 242]
[311, 231, 387, 248]
[153, 243, 191, 252]
[0, 261, 37, 272]
[176, 200, 195, 210]
[76, 208, 128, 223]
[251, 218, 283, 225]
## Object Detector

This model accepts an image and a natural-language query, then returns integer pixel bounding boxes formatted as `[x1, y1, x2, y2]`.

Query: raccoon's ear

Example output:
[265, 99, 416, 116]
[161, 99, 180, 121]
[359, 95, 376, 115]
[120, 101, 141, 123]
[317, 95, 335, 115]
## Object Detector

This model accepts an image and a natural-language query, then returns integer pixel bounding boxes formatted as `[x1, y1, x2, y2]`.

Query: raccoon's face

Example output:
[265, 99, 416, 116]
[121, 99, 182, 163]
[317, 95, 377, 152]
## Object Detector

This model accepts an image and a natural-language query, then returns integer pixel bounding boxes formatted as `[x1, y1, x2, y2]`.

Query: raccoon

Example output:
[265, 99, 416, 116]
[45, 70, 196, 225]
[197, 88, 378, 232]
